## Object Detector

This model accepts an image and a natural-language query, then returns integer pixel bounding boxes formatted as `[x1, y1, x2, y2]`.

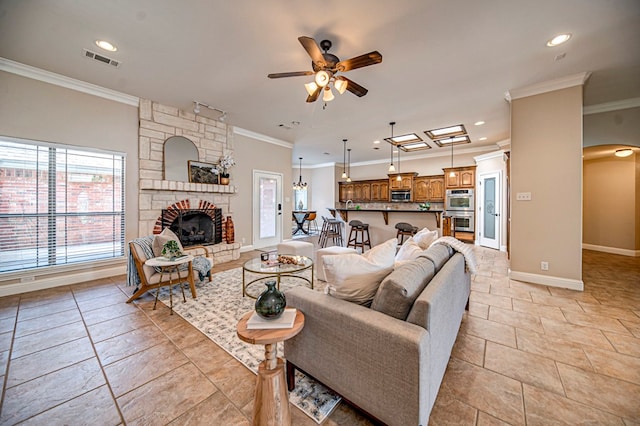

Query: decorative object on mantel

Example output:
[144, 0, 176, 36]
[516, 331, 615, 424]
[254, 280, 287, 320]
[225, 216, 235, 243]
[293, 157, 307, 190]
[217, 154, 235, 185]
[188, 160, 219, 184]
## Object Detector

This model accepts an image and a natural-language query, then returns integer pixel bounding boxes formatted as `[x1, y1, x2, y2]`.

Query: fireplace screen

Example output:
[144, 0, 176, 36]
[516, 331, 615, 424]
[162, 208, 222, 247]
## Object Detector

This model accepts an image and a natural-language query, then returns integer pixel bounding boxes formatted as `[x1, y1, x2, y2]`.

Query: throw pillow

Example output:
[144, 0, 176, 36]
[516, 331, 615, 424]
[394, 237, 425, 266]
[323, 238, 398, 306]
[152, 228, 185, 257]
[413, 227, 439, 249]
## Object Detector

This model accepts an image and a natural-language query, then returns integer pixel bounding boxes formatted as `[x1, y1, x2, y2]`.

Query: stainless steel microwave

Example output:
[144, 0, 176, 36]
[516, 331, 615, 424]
[390, 189, 411, 202]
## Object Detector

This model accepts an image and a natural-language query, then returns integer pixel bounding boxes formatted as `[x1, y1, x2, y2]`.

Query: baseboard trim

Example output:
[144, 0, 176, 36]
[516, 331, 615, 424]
[509, 270, 584, 291]
[239, 244, 254, 253]
[500, 245, 507, 252]
[582, 243, 640, 257]
[0, 265, 126, 297]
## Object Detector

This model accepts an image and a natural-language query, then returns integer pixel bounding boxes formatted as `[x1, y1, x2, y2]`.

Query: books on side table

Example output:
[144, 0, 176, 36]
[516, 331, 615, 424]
[246, 308, 297, 330]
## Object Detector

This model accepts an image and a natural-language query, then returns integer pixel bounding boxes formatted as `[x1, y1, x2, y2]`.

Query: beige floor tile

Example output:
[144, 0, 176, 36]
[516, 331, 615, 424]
[470, 291, 512, 309]
[620, 317, 640, 338]
[161, 320, 210, 349]
[540, 317, 614, 350]
[0, 316, 16, 334]
[509, 280, 551, 294]
[6, 337, 95, 388]
[19, 385, 122, 426]
[11, 321, 87, 359]
[14, 308, 82, 338]
[0, 304, 17, 321]
[459, 315, 516, 348]
[490, 285, 532, 302]
[511, 299, 567, 322]
[0, 358, 105, 424]
[17, 298, 77, 321]
[430, 381, 478, 425]
[0, 350, 8, 376]
[561, 309, 631, 335]
[181, 336, 237, 375]
[471, 280, 491, 293]
[87, 310, 154, 342]
[80, 301, 141, 326]
[94, 324, 168, 366]
[488, 306, 544, 334]
[515, 328, 593, 371]
[118, 363, 216, 425]
[484, 341, 564, 395]
[451, 333, 485, 366]
[441, 358, 524, 425]
[547, 287, 601, 303]
[76, 290, 129, 313]
[0, 295, 20, 310]
[206, 358, 257, 410]
[523, 383, 624, 425]
[557, 362, 640, 420]
[468, 301, 489, 319]
[18, 288, 74, 309]
[583, 346, 640, 386]
[168, 391, 250, 426]
[477, 411, 513, 426]
[530, 293, 584, 311]
[72, 283, 124, 302]
[0, 331, 12, 352]
[604, 331, 640, 357]
[104, 340, 189, 397]
[578, 301, 640, 322]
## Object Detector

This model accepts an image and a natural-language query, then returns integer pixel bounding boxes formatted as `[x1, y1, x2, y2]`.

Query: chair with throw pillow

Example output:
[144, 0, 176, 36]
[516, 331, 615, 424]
[126, 228, 213, 303]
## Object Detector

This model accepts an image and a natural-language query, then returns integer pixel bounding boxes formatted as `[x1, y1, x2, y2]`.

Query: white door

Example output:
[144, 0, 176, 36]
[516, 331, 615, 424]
[252, 170, 283, 249]
[478, 171, 501, 250]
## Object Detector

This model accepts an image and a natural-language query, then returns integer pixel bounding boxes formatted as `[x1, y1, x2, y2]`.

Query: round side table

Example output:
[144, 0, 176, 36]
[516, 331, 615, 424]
[237, 310, 305, 426]
[145, 255, 194, 314]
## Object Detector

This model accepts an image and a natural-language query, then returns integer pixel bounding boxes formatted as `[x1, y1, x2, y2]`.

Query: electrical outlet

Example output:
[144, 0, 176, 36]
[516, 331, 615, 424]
[541, 261, 549, 271]
[516, 192, 532, 201]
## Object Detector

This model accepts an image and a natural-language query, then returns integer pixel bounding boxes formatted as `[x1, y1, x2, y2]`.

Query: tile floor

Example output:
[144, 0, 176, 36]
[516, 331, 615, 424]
[0, 240, 638, 425]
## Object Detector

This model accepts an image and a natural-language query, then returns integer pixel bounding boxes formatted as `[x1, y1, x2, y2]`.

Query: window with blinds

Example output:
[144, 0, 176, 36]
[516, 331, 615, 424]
[0, 137, 126, 274]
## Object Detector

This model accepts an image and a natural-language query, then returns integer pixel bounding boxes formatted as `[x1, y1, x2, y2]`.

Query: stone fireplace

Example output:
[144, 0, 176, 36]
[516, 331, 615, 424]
[137, 99, 241, 264]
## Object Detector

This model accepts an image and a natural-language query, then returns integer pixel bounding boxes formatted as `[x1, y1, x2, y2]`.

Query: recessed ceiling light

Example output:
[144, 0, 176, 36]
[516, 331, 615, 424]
[479, 137, 487, 141]
[95, 40, 117, 52]
[373, 140, 380, 144]
[615, 148, 633, 158]
[546, 33, 571, 47]
[474, 121, 485, 126]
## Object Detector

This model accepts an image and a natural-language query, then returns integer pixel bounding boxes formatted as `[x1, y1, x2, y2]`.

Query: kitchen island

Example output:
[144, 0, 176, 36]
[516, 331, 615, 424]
[329, 208, 445, 247]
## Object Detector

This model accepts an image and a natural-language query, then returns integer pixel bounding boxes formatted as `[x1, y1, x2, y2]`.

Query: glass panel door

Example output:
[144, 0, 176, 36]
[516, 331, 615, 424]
[479, 171, 501, 250]
[253, 170, 282, 249]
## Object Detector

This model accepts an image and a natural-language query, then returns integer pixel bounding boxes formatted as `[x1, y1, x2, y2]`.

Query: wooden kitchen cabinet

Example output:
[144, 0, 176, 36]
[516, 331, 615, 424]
[413, 175, 445, 202]
[443, 166, 476, 189]
[388, 173, 416, 190]
[370, 179, 389, 201]
[354, 182, 371, 201]
[338, 182, 354, 202]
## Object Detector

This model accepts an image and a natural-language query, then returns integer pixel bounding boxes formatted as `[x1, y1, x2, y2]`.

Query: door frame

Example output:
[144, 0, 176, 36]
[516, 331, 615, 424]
[252, 170, 283, 250]
[478, 170, 502, 250]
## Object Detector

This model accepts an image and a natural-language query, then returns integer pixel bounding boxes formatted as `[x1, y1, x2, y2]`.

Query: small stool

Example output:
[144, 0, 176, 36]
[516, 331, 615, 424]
[347, 220, 372, 252]
[395, 222, 418, 245]
[315, 246, 358, 281]
[305, 212, 319, 234]
[319, 217, 344, 248]
[277, 240, 314, 260]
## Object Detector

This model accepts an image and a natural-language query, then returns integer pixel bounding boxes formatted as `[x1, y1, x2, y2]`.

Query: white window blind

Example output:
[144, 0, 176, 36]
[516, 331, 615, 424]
[0, 137, 125, 274]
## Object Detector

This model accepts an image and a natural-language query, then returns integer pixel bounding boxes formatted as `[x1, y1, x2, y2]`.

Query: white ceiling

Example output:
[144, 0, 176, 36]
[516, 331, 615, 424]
[1, 0, 639, 166]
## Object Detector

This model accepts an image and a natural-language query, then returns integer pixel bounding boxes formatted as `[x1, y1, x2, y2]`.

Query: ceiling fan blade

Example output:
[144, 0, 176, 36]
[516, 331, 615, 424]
[342, 77, 368, 97]
[306, 86, 322, 103]
[268, 71, 314, 79]
[336, 51, 382, 72]
[298, 36, 326, 68]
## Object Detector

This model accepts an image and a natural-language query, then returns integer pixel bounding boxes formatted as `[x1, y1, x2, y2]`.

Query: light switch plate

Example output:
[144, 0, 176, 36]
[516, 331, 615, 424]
[516, 192, 532, 201]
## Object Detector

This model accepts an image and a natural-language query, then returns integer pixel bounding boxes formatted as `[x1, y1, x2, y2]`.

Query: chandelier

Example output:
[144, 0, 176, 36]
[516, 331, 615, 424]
[293, 157, 307, 190]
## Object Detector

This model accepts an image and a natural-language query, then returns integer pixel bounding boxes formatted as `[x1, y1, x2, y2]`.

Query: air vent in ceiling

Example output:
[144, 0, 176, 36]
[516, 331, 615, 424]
[83, 49, 120, 68]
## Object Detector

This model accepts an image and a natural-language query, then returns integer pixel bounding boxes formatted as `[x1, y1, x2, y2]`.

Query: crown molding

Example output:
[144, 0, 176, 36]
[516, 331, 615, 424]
[474, 150, 505, 162]
[505, 72, 591, 102]
[583, 97, 640, 115]
[233, 127, 292, 149]
[0, 57, 139, 106]
[348, 144, 498, 168]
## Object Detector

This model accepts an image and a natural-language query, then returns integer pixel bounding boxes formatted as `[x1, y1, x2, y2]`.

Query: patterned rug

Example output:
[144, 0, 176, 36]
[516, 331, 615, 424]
[156, 267, 340, 423]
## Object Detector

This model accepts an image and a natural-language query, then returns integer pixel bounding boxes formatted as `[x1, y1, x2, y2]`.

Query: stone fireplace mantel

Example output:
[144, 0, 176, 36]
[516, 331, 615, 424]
[140, 179, 237, 194]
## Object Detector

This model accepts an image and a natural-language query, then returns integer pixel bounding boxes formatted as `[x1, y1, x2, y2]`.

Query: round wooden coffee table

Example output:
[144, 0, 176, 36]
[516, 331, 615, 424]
[237, 310, 305, 426]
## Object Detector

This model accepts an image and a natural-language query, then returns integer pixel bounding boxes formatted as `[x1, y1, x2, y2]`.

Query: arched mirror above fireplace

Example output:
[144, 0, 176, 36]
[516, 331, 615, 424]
[164, 136, 198, 181]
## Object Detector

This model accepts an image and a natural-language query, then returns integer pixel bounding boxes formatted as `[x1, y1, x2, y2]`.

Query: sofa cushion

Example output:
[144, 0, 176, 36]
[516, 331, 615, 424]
[418, 244, 452, 272]
[152, 228, 184, 257]
[394, 237, 424, 266]
[413, 227, 439, 249]
[371, 256, 436, 320]
[323, 238, 397, 306]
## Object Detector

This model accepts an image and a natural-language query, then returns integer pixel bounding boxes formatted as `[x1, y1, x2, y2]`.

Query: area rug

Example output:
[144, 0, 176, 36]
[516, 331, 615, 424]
[156, 267, 341, 423]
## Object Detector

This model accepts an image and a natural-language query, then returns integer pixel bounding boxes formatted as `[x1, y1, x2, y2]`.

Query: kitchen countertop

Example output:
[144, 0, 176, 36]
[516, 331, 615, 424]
[330, 208, 445, 226]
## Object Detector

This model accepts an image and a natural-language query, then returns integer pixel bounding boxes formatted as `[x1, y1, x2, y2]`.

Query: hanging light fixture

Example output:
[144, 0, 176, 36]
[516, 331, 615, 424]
[346, 148, 352, 182]
[396, 147, 402, 181]
[293, 157, 308, 190]
[388, 121, 396, 172]
[449, 137, 456, 178]
[341, 139, 348, 179]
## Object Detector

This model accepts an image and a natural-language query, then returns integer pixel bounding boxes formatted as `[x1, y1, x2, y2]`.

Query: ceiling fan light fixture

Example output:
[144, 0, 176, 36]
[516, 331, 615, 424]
[334, 78, 348, 94]
[315, 70, 332, 87]
[323, 86, 335, 102]
[304, 81, 318, 96]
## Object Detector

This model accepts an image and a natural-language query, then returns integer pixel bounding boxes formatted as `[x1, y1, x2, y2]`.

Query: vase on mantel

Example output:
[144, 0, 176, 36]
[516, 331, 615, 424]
[255, 280, 287, 320]
[225, 216, 235, 243]
[220, 175, 230, 185]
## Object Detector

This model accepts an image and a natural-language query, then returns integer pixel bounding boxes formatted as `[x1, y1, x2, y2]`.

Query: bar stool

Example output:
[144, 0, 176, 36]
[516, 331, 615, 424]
[305, 212, 319, 234]
[319, 216, 344, 247]
[395, 222, 418, 245]
[347, 220, 372, 252]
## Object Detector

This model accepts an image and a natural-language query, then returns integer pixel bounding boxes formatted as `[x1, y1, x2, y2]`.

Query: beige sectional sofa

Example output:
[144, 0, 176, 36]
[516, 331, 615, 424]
[284, 244, 471, 426]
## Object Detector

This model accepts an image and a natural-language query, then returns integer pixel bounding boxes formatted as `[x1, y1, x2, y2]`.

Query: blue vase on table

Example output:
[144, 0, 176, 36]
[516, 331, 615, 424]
[255, 280, 287, 320]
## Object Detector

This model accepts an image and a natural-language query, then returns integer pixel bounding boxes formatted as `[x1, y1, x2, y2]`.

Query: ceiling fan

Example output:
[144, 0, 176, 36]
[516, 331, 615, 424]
[267, 36, 382, 103]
